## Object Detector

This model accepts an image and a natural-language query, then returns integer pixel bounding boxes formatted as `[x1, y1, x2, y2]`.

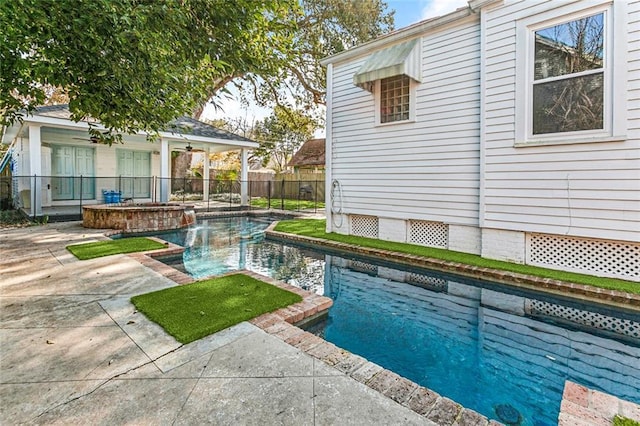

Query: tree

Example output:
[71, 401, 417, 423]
[253, 106, 320, 172]
[1, 0, 297, 144]
[196, 0, 394, 116]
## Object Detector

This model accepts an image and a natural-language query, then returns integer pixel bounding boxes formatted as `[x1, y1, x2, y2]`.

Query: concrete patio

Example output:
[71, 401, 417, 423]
[0, 222, 432, 425]
[3, 222, 638, 425]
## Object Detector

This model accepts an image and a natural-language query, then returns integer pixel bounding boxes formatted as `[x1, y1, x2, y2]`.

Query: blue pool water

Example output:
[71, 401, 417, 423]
[153, 217, 640, 425]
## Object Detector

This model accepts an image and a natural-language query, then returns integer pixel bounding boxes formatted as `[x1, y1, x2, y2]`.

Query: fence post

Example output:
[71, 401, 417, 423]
[280, 179, 285, 210]
[32, 174, 37, 220]
[183, 177, 186, 203]
[152, 176, 157, 203]
[267, 180, 271, 209]
[207, 177, 210, 212]
[228, 180, 232, 207]
[79, 175, 83, 215]
[314, 179, 318, 213]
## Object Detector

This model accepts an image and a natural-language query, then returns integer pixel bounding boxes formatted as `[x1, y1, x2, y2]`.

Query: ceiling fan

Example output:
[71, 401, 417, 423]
[71, 135, 100, 144]
[173, 142, 204, 153]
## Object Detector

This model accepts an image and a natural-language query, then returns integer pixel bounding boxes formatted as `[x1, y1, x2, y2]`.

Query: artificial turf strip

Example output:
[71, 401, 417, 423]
[273, 219, 640, 295]
[130, 274, 303, 344]
[67, 237, 167, 260]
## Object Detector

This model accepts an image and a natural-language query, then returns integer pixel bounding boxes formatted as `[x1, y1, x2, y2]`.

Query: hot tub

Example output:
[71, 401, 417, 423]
[82, 203, 196, 233]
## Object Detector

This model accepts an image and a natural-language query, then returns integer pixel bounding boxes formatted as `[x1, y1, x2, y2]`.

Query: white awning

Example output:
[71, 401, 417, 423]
[353, 39, 422, 91]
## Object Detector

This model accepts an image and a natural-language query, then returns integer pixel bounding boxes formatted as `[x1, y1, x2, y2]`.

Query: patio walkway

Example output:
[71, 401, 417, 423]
[0, 222, 432, 425]
[3, 222, 637, 425]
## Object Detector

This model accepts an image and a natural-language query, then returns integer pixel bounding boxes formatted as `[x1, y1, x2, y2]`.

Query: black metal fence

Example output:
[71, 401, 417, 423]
[0, 175, 325, 219]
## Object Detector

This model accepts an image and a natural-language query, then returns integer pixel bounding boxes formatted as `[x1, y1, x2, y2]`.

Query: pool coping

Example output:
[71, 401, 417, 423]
[126, 243, 500, 426]
[264, 226, 640, 311]
[560, 381, 640, 425]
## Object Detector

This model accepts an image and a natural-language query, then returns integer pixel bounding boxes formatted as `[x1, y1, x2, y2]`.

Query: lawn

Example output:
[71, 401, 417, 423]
[67, 237, 167, 260]
[273, 219, 640, 294]
[251, 197, 324, 211]
[131, 274, 302, 344]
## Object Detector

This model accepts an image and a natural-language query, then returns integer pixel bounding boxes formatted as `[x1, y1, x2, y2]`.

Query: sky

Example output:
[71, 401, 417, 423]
[201, 0, 468, 128]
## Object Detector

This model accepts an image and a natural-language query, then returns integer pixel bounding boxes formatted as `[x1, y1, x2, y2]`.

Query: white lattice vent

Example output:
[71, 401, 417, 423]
[409, 220, 448, 248]
[406, 272, 448, 292]
[527, 234, 640, 281]
[350, 215, 379, 238]
[348, 260, 378, 275]
[526, 300, 640, 340]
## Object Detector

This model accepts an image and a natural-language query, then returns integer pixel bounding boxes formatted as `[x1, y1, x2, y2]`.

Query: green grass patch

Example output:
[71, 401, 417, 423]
[67, 237, 167, 260]
[131, 274, 303, 344]
[274, 219, 640, 294]
[613, 416, 640, 426]
[251, 197, 324, 211]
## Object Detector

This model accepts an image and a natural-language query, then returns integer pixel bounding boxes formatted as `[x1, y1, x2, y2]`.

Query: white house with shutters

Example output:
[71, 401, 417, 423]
[1, 104, 258, 216]
[321, 0, 639, 282]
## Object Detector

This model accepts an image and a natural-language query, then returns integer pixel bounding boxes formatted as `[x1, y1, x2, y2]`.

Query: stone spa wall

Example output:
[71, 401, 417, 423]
[83, 203, 196, 233]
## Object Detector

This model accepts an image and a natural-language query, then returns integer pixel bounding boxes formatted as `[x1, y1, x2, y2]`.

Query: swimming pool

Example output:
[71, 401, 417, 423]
[154, 216, 640, 425]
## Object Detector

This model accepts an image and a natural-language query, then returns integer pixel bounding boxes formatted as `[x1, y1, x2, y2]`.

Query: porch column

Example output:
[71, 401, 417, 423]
[240, 148, 249, 206]
[203, 146, 210, 201]
[160, 138, 169, 202]
[28, 124, 42, 216]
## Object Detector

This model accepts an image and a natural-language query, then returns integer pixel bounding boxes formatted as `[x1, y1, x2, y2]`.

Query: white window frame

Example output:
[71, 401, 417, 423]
[374, 76, 417, 126]
[514, 2, 627, 147]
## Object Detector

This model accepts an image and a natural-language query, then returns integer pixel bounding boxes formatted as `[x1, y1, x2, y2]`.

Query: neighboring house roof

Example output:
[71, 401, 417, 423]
[288, 138, 325, 167]
[25, 104, 255, 144]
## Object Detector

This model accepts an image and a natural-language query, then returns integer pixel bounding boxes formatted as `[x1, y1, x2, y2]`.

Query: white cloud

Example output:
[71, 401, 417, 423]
[421, 0, 468, 20]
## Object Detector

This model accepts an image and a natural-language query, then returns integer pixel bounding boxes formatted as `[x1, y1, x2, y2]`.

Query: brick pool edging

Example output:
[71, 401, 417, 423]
[560, 381, 640, 425]
[240, 270, 498, 426]
[126, 243, 498, 426]
[265, 227, 640, 310]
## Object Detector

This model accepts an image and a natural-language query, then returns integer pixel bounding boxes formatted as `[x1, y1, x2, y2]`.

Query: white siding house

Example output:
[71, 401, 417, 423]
[322, 0, 640, 282]
[1, 104, 258, 217]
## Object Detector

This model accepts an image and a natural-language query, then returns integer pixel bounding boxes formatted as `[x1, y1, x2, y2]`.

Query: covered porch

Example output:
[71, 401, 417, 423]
[1, 105, 258, 219]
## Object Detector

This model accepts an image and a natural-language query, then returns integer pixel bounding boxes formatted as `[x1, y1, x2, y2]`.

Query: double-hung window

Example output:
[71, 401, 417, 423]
[515, 3, 626, 145]
[532, 13, 604, 135]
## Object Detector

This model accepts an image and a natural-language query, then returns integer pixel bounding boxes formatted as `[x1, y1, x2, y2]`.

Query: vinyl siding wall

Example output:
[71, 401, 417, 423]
[481, 0, 640, 243]
[330, 16, 481, 226]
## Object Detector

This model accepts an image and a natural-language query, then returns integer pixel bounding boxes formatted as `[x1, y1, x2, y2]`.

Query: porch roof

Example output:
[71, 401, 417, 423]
[2, 104, 258, 149]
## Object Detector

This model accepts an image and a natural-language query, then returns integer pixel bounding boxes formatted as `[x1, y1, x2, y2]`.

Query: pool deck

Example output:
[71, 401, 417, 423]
[2, 221, 639, 425]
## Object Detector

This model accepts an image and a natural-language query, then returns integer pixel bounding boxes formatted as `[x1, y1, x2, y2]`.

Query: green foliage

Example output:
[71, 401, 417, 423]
[273, 219, 640, 294]
[1, 0, 298, 144]
[244, 0, 395, 109]
[0, 210, 30, 227]
[613, 416, 640, 426]
[253, 106, 320, 171]
[67, 237, 166, 260]
[131, 274, 302, 344]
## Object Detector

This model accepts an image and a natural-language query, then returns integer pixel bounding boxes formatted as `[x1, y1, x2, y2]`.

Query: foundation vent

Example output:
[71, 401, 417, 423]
[409, 220, 448, 248]
[350, 215, 379, 238]
[407, 273, 448, 292]
[527, 234, 640, 281]
[526, 300, 640, 340]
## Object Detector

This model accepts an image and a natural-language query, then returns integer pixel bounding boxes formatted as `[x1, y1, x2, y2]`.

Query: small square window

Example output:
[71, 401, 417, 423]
[380, 75, 411, 123]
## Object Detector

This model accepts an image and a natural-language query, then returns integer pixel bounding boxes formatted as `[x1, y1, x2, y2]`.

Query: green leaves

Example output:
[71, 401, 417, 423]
[1, 0, 299, 144]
